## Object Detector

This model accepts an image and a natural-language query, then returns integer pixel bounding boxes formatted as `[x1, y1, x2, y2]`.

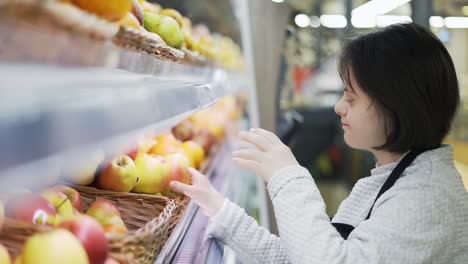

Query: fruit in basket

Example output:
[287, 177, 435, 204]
[158, 9, 184, 27]
[0, 243, 11, 264]
[143, 12, 185, 49]
[97, 155, 139, 192]
[86, 200, 128, 234]
[172, 120, 194, 141]
[118, 12, 141, 29]
[58, 215, 108, 264]
[104, 257, 119, 264]
[130, 0, 144, 25]
[52, 185, 83, 213]
[72, 0, 132, 21]
[181, 141, 205, 169]
[40, 189, 74, 218]
[22, 229, 88, 264]
[62, 150, 105, 186]
[6, 194, 56, 225]
[132, 154, 168, 194]
[149, 140, 180, 156]
[162, 154, 191, 197]
[126, 137, 157, 160]
[193, 128, 217, 154]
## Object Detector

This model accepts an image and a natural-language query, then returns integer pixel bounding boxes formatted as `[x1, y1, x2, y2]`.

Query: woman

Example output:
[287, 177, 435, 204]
[169, 23, 468, 263]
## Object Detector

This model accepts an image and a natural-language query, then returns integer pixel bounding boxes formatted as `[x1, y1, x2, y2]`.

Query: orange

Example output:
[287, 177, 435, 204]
[72, 0, 132, 21]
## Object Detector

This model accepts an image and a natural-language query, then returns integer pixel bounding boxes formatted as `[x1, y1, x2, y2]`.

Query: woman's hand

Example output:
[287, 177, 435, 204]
[233, 128, 299, 183]
[169, 168, 224, 217]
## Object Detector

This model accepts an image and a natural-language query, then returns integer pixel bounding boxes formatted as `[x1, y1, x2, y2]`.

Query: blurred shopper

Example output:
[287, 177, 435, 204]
[170, 23, 468, 263]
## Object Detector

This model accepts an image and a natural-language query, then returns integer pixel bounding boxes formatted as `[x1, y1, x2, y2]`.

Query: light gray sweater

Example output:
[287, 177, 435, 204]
[206, 145, 468, 263]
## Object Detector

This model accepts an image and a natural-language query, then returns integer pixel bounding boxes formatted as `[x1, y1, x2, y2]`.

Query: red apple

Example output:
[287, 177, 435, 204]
[162, 154, 192, 197]
[172, 120, 194, 141]
[59, 215, 108, 264]
[97, 155, 139, 192]
[6, 194, 56, 225]
[52, 185, 83, 213]
[193, 128, 217, 154]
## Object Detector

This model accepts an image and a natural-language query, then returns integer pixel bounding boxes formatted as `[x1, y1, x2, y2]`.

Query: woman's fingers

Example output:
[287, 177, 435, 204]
[232, 158, 260, 174]
[250, 128, 282, 145]
[239, 131, 271, 151]
[169, 181, 194, 197]
[188, 167, 207, 185]
[232, 149, 263, 162]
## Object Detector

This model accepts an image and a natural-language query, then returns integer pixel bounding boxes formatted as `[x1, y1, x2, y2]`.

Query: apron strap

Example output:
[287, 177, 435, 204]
[332, 148, 429, 239]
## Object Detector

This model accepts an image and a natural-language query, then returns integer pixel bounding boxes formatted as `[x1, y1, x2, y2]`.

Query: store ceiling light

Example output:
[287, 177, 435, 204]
[320, 15, 347, 28]
[445, 17, 468, 28]
[295, 14, 310, 28]
[352, 0, 411, 16]
[309, 16, 321, 28]
[376, 15, 411, 27]
[351, 16, 376, 28]
[272, 0, 284, 3]
[429, 16, 445, 28]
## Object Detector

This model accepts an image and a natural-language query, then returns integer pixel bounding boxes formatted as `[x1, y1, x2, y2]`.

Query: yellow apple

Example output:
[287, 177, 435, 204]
[41, 189, 74, 218]
[0, 243, 11, 264]
[22, 230, 89, 264]
[97, 155, 139, 192]
[132, 154, 168, 194]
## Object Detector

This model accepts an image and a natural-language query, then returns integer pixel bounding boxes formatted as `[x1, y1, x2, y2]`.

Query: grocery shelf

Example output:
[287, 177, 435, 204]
[0, 62, 236, 191]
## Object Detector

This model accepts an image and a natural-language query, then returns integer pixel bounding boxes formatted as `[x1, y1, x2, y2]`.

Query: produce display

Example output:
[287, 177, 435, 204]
[52, 0, 246, 70]
[0, 95, 247, 263]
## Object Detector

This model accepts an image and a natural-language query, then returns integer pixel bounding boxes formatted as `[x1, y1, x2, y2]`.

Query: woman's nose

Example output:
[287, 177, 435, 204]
[334, 97, 346, 117]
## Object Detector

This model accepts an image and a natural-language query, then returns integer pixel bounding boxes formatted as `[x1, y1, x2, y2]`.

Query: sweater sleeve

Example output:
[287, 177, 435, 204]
[267, 166, 456, 264]
[205, 198, 290, 264]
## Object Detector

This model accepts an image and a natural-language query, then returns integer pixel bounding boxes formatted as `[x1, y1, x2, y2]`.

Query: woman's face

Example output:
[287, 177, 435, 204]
[334, 73, 387, 151]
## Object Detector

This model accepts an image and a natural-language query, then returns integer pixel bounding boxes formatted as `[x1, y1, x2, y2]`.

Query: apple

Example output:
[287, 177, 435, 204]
[22, 230, 88, 264]
[6, 194, 56, 225]
[132, 154, 168, 194]
[0, 243, 11, 264]
[97, 155, 139, 192]
[104, 257, 119, 264]
[181, 141, 205, 169]
[41, 189, 74, 218]
[59, 215, 108, 264]
[62, 150, 105, 186]
[13, 254, 21, 264]
[86, 199, 128, 234]
[126, 137, 157, 160]
[102, 217, 129, 235]
[148, 141, 181, 156]
[162, 154, 191, 197]
[193, 128, 217, 154]
[172, 120, 194, 141]
[52, 185, 83, 213]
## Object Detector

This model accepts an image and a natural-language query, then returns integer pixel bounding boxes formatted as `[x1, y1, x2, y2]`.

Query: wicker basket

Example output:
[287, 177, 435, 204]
[0, 187, 178, 264]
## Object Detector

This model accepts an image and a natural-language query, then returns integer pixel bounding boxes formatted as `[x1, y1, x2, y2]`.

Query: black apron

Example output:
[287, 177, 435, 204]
[332, 149, 428, 239]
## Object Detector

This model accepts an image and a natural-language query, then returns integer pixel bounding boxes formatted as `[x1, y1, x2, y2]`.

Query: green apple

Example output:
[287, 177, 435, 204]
[143, 12, 184, 48]
[22, 230, 89, 264]
[132, 154, 168, 194]
[97, 155, 139, 192]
